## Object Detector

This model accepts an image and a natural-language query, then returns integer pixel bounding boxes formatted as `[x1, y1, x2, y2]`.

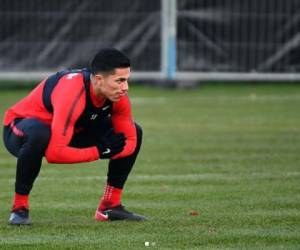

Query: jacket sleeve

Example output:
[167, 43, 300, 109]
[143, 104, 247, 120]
[45, 74, 99, 163]
[111, 95, 137, 159]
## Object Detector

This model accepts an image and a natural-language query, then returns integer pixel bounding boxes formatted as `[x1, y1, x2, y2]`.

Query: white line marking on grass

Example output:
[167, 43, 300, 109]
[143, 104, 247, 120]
[7, 172, 300, 183]
[131, 95, 300, 104]
[131, 97, 167, 104]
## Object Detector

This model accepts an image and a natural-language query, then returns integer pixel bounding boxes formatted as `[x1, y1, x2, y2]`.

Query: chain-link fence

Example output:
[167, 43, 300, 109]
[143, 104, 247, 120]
[1, 0, 300, 83]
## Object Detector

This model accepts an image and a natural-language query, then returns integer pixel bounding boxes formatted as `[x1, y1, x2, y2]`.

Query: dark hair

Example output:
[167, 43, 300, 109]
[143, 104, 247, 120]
[90, 48, 130, 75]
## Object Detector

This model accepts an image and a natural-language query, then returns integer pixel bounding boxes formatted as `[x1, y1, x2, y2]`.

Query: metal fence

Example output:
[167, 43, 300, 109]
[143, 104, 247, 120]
[1, 0, 300, 83]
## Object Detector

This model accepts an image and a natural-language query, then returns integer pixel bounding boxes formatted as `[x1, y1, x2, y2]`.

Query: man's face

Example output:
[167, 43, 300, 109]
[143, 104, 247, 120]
[95, 67, 130, 102]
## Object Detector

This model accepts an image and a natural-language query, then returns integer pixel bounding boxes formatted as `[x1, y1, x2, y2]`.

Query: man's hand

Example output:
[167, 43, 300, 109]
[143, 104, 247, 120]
[97, 129, 126, 159]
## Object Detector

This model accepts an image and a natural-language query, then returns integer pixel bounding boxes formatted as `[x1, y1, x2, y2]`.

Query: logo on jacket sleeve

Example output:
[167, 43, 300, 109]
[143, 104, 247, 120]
[90, 114, 98, 120]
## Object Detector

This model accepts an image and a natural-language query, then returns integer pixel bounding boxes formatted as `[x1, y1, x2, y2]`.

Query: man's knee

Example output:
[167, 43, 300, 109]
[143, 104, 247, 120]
[134, 123, 143, 149]
[27, 123, 51, 150]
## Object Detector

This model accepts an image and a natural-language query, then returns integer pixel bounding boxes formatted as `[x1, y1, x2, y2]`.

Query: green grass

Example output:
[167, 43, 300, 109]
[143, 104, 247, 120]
[0, 83, 300, 249]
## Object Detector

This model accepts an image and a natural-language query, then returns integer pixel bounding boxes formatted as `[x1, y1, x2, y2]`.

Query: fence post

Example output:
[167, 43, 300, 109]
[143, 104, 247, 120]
[161, 0, 177, 81]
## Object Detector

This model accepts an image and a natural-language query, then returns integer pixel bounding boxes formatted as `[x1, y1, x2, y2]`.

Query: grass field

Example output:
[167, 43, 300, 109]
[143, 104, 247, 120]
[0, 83, 299, 249]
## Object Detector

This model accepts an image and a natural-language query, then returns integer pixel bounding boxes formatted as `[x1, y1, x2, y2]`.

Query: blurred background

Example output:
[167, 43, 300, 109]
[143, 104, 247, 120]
[1, 0, 300, 85]
[1, 1, 300, 248]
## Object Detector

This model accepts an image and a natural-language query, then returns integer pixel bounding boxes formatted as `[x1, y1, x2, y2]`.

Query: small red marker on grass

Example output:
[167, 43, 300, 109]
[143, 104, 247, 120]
[190, 210, 199, 216]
